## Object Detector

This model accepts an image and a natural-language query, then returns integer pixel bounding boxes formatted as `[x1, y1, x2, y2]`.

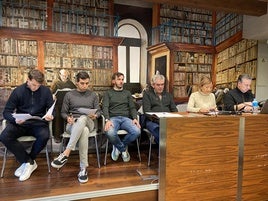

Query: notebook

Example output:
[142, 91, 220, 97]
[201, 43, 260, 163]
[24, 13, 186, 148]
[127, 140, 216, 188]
[260, 99, 268, 114]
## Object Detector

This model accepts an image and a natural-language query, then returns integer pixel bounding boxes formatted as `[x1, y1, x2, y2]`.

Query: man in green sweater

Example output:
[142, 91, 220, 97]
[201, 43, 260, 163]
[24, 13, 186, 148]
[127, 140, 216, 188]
[102, 72, 141, 162]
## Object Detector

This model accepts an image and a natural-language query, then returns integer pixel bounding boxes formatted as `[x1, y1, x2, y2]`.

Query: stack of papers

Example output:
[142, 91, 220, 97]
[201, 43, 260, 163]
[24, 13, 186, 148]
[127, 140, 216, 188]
[77, 108, 98, 115]
[146, 112, 182, 118]
[12, 113, 42, 121]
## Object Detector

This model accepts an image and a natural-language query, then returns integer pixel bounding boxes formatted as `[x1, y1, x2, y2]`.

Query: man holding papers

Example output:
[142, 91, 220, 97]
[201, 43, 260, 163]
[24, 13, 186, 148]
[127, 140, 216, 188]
[51, 71, 101, 184]
[143, 73, 178, 144]
[0, 69, 55, 181]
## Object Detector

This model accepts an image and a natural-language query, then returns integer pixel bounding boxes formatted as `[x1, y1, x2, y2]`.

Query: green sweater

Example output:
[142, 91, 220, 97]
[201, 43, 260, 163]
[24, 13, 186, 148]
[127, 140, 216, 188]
[102, 88, 137, 120]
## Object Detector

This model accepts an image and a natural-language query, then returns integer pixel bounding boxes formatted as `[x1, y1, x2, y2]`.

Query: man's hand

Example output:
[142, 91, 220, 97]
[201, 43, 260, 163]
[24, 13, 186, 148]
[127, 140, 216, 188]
[104, 120, 113, 131]
[132, 119, 141, 128]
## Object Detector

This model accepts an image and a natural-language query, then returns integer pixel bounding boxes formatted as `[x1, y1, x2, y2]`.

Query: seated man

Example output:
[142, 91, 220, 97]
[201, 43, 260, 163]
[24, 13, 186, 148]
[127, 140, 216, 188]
[0, 69, 54, 181]
[102, 72, 141, 162]
[51, 71, 101, 184]
[223, 73, 254, 112]
[142, 74, 178, 144]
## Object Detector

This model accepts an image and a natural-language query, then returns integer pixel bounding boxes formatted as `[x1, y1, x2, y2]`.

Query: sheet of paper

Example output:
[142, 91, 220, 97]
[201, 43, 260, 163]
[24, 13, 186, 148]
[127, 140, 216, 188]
[77, 108, 98, 115]
[146, 112, 183, 118]
[42, 100, 56, 118]
[12, 113, 42, 121]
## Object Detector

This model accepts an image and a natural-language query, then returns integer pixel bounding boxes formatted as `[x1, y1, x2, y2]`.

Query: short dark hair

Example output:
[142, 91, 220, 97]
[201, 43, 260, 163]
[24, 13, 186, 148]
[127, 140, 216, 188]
[76, 71, 90, 82]
[28, 69, 44, 84]
[111, 72, 124, 80]
[237, 74, 252, 83]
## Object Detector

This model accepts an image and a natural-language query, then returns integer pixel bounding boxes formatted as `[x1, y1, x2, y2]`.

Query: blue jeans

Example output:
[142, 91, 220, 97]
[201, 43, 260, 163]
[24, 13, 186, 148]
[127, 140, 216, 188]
[105, 116, 141, 153]
[146, 120, 159, 144]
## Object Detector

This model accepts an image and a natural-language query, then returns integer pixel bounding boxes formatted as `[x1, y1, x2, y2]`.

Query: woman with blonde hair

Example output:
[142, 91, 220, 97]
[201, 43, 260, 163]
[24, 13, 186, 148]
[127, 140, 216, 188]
[187, 75, 217, 113]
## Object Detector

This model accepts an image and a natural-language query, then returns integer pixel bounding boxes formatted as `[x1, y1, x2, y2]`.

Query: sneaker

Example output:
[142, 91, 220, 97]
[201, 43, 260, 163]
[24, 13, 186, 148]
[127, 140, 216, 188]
[111, 145, 120, 161]
[14, 163, 26, 177]
[19, 160, 37, 181]
[51, 153, 68, 169]
[78, 168, 88, 183]
[122, 150, 130, 162]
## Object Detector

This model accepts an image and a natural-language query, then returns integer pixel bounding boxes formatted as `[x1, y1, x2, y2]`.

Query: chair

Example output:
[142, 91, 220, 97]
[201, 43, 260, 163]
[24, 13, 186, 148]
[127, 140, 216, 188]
[0, 119, 52, 178]
[103, 116, 141, 166]
[59, 116, 104, 169]
[143, 128, 154, 167]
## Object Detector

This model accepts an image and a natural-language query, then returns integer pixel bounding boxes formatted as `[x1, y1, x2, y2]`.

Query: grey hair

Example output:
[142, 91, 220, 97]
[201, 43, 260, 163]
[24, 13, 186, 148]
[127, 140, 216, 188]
[151, 74, 165, 84]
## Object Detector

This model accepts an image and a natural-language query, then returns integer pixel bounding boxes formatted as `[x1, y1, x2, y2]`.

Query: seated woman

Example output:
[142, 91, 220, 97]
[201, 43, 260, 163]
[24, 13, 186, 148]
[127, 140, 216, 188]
[187, 75, 217, 113]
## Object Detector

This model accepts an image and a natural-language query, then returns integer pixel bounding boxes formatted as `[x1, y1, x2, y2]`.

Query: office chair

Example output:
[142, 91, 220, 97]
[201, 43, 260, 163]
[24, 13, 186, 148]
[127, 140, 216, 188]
[0, 119, 52, 178]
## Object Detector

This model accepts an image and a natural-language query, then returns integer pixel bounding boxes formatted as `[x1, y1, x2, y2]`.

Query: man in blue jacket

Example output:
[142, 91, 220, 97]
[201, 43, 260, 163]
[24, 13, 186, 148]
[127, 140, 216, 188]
[0, 69, 55, 181]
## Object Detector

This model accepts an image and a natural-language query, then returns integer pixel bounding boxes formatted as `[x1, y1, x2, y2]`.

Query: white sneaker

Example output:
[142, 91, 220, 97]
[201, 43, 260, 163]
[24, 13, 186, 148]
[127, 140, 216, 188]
[14, 163, 26, 177]
[111, 145, 120, 161]
[122, 150, 130, 162]
[19, 160, 38, 182]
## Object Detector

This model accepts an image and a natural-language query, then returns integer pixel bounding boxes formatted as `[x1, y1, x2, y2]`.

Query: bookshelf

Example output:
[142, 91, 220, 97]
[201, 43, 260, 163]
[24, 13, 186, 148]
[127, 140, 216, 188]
[152, 4, 213, 46]
[215, 12, 243, 46]
[44, 42, 114, 87]
[0, 0, 116, 37]
[52, 0, 113, 36]
[0, 0, 47, 30]
[148, 42, 214, 102]
[215, 39, 258, 94]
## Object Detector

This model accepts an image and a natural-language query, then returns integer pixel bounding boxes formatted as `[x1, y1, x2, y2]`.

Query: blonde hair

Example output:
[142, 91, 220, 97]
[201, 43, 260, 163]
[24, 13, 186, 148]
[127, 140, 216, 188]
[199, 75, 212, 89]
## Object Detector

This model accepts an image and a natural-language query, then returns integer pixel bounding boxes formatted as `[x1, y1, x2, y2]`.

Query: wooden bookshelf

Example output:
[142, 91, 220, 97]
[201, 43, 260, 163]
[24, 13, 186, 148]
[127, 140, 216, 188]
[148, 42, 214, 102]
[152, 4, 213, 46]
[0, 0, 115, 37]
[0, 27, 122, 115]
[215, 38, 258, 94]
[215, 12, 243, 46]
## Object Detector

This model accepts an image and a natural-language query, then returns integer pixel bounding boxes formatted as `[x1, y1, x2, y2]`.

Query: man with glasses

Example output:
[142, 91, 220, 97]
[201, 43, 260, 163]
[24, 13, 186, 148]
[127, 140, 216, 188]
[0, 69, 55, 181]
[223, 73, 254, 112]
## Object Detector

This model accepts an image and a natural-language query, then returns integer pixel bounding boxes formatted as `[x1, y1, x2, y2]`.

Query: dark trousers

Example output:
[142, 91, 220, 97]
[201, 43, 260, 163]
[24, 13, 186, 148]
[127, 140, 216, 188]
[145, 120, 159, 144]
[0, 122, 49, 164]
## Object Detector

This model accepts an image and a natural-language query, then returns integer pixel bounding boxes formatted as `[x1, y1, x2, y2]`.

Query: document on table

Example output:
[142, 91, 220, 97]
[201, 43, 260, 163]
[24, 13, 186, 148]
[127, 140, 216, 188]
[146, 112, 183, 118]
[77, 108, 98, 115]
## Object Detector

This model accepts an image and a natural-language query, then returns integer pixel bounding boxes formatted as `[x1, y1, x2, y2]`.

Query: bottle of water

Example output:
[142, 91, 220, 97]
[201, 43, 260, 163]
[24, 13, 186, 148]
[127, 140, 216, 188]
[252, 99, 259, 115]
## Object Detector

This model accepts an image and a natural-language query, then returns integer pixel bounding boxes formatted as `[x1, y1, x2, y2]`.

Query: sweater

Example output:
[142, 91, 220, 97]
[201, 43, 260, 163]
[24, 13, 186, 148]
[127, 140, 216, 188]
[3, 82, 54, 124]
[187, 91, 216, 113]
[102, 88, 137, 120]
[61, 89, 101, 120]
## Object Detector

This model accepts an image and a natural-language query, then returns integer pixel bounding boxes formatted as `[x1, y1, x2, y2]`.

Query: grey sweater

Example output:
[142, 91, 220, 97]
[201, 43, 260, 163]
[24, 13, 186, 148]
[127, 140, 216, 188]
[61, 90, 101, 120]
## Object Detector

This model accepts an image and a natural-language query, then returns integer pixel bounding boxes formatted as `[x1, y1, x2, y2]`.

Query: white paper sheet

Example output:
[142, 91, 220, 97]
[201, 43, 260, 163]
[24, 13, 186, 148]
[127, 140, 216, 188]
[146, 112, 183, 118]
[77, 108, 98, 115]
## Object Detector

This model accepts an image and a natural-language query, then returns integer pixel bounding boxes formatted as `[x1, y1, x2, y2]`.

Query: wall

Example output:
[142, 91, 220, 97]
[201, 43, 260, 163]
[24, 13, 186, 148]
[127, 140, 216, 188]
[256, 42, 268, 101]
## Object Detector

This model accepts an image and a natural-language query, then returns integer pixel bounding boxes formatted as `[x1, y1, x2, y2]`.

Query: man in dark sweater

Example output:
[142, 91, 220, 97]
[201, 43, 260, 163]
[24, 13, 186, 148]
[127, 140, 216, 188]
[0, 69, 55, 181]
[102, 72, 141, 162]
[142, 73, 178, 144]
[223, 74, 254, 112]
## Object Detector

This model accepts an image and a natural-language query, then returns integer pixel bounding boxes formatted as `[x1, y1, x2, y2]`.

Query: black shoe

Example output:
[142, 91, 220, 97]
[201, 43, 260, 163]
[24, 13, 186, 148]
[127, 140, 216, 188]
[78, 168, 88, 183]
[51, 153, 68, 169]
